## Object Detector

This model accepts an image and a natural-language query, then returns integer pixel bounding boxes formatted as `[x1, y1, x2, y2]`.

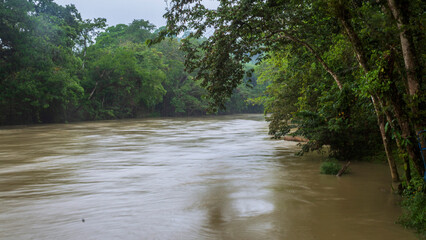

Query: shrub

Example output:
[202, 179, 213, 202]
[320, 158, 342, 175]
[398, 178, 426, 238]
[292, 86, 382, 161]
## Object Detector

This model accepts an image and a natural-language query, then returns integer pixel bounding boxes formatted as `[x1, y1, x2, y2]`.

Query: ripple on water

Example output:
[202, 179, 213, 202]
[231, 199, 275, 218]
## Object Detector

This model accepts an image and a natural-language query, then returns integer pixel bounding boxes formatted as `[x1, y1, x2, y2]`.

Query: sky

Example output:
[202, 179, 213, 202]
[54, 0, 219, 28]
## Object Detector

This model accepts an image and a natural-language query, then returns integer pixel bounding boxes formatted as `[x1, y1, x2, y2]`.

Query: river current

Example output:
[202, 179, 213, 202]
[0, 114, 417, 239]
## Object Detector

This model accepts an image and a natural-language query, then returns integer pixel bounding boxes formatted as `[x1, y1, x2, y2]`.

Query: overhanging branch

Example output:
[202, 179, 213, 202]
[267, 31, 343, 90]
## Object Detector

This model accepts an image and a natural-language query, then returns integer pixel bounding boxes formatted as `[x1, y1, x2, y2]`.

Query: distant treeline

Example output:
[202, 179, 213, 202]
[0, 0, 264, 125]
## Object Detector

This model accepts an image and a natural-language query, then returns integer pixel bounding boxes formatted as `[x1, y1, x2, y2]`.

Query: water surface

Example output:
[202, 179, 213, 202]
[0, 115, 416, 239]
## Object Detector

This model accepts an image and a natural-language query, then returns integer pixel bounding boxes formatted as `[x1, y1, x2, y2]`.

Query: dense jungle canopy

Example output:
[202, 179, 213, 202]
[0, 0, 263, 126]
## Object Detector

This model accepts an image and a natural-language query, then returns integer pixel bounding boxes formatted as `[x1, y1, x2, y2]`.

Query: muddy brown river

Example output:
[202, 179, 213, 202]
[0, 114, 417, 239]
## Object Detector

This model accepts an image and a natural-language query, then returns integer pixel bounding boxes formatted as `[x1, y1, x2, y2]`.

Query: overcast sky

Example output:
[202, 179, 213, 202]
[54, 0, 218, 28]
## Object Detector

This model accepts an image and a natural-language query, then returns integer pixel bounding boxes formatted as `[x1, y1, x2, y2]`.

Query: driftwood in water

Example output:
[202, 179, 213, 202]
[336, 161, 351, 177]
[283, 135, 309, 142]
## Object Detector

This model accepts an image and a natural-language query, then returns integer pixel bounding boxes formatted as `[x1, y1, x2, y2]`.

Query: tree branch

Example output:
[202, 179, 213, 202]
[272, 32, 343, 90]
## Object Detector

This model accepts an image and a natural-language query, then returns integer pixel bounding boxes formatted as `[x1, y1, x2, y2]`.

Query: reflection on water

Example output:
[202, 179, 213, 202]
[0, 115, 417, 239]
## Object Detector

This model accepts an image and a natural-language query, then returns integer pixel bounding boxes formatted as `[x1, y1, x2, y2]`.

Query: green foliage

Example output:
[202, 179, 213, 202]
[0, 0, 85, 124]
[294, 85, 381, 160]
[83, 43, 167, 119]
[320, 158, 342, 175]
[223, 64, 265, 114]
[156, 0, 338, 111]
[95, 19, 154, 48]
[0, 1, 263, 125]
[398, 178, 426, 238]
[152, 38, 209, 116]
[254, 45, 380, 160]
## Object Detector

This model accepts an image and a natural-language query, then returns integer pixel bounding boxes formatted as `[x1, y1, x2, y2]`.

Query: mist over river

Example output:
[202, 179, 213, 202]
[0, 114, 417, 239]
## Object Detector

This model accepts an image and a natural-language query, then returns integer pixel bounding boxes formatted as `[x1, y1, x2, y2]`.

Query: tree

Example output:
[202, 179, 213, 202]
[154, 0, 349, 109]
[83, 41, 166, 119]
[156, 0, 425, 181]
[152, 38, 209, 116]
[328, 0, 424, 179]
[0, 0, 84, 124]
[77, 18, 107, 69]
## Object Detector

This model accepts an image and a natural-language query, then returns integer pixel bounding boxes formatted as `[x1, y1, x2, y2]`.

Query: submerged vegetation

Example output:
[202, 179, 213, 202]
[320, 158, 342, 175]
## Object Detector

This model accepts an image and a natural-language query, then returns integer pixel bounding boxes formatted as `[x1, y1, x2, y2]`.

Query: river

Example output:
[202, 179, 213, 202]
[0, 114, 417, 239]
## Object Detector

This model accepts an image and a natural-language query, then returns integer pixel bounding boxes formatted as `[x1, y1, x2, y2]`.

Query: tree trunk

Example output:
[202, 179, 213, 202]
[378, 49, 424, 177]
[88, 81, 98, 100]
[372, 95, 404, 182]
[381, 106, 402, 183]
[339, 15, 369, 71]
[387, 82, 424, 177]
[386, 0, 420, 96]
[387, 0, 425, 173]
[337, 10, 405, 182]
[336, 161, 351, 177]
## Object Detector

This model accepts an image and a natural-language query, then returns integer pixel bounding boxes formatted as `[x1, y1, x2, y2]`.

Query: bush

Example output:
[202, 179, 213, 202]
[291, 86, 382, 161]
[320, 159, 342, 175]
[398, 178, 426, 238]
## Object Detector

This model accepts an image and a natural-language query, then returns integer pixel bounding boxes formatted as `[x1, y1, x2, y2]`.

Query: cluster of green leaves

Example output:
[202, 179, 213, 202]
[151, 37, 209, 117]
[80, 21, 167, 119]
[0, 1, 264, 125]
[223, 63, 266, 114]
[398, 177, 426, 238]
[255, 45, 380, 160]
[0, 0, 85, 124]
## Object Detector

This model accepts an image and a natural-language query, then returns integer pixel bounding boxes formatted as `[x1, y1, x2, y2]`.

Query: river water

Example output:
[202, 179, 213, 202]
[0, 114, 417, 240]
